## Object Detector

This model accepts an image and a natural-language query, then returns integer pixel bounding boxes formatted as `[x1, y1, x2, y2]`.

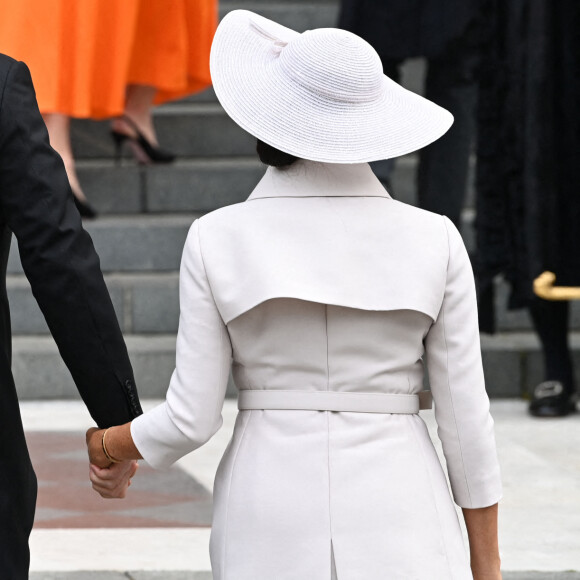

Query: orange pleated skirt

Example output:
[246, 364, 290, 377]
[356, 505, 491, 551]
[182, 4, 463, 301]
[0, 0, 217, 118]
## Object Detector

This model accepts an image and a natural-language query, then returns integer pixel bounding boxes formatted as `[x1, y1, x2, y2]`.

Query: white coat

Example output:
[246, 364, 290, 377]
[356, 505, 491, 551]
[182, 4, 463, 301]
[131, 160, 502, 580]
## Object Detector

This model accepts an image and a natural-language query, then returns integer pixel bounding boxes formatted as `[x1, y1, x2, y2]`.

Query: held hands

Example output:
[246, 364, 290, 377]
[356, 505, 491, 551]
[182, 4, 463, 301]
[86, 427, 138, 499]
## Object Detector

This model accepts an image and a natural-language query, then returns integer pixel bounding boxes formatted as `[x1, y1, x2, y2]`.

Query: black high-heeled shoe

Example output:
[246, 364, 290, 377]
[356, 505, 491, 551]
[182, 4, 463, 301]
[111, 115, 176, 165]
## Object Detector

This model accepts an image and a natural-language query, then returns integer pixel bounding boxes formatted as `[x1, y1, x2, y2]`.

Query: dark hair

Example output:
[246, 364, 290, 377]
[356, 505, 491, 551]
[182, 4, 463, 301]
[256, 139, 299, 168]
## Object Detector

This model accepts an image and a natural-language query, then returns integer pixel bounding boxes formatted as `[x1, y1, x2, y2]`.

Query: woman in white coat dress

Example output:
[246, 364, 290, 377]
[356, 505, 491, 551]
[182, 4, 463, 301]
[87, 10, 503, 580]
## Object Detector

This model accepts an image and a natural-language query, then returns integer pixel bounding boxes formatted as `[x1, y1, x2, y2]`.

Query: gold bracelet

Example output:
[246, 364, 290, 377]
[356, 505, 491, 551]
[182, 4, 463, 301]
[102, 428, 122, 464]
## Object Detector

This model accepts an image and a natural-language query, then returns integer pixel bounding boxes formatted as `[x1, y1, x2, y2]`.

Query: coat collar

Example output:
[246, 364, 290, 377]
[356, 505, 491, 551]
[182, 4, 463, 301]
[247, 160, 392, 200]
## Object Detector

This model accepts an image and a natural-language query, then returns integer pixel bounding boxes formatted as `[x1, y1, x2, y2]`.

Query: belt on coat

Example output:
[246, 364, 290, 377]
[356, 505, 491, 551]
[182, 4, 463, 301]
[237, 390, 432, 414]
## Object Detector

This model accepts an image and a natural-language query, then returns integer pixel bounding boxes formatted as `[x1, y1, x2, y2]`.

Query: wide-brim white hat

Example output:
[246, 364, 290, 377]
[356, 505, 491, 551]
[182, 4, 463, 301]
[210, 10, 454, 164]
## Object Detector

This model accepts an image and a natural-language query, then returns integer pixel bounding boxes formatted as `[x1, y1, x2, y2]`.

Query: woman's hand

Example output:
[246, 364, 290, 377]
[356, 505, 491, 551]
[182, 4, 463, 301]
[89, 460, 139, 499]
[86, 424, 143, 498]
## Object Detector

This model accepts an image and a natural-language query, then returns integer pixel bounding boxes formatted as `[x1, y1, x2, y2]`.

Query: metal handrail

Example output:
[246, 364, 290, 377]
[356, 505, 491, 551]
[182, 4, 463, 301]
[533, 271, 580, 300]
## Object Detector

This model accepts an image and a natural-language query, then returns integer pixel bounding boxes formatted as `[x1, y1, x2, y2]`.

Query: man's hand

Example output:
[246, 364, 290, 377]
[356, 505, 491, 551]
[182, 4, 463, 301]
[89, 460, 139, 499]
[86, 427, 111, 468]
[86, 426, 139, 498]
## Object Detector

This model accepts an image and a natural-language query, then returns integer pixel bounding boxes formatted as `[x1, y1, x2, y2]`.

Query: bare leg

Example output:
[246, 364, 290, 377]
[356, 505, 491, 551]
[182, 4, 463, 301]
[111, 84, 158, 145]
[42, 113, 88, 203]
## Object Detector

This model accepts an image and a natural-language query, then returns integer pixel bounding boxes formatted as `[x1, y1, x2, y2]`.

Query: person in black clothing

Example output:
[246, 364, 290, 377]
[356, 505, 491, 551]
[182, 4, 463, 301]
[0, 54, 143, 578]
[475, 0, 580, 417]
[339, 0, 483, 228]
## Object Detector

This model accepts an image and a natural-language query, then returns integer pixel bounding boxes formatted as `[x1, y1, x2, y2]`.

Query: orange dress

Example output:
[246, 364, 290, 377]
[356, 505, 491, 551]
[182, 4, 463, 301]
[0, 0, 217, 118]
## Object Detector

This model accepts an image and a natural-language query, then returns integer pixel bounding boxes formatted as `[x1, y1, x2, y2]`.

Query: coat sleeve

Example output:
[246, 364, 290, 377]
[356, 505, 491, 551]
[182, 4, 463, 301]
[131, 219, 232, 469]
[424, 216, 502, 509]
[0, 59, 142, 427]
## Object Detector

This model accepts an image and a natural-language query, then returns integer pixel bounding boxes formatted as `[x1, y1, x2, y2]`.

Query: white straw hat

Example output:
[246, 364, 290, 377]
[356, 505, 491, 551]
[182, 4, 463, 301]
[210, 10, 454, 163]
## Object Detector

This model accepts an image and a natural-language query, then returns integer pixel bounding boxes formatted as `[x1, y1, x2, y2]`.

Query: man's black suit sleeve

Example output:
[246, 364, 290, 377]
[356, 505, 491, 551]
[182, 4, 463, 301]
[0, 59, 142, 428]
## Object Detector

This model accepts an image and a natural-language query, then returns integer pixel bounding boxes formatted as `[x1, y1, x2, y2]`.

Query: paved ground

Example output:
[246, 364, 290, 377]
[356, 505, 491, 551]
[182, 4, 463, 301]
[28, 572, 580, 579]
[30, 574, 212, 579]
[22, 399, 580, 578]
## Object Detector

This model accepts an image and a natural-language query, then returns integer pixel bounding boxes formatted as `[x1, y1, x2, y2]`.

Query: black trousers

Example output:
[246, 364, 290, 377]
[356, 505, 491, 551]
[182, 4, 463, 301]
[373, 42, 479, 228]
[0, 357, 37, 579]
[529, 298, 575, 394]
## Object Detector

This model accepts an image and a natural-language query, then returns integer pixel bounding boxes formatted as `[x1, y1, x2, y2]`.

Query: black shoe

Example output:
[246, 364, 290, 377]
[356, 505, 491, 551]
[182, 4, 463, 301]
[529, 381, 576, 417]
[111, 115, 176, 165]
[73, 195, 98, 219]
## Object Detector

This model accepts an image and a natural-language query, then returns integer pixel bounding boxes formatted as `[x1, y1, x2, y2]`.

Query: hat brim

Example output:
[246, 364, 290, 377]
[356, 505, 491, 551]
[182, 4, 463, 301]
[210, 10, 454, 163]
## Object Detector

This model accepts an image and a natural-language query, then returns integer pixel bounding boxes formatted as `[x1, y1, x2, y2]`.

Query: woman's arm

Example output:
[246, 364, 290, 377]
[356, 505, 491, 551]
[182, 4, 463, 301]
[86, 424, 141, 498]
[86, 219, 232, 497]
[424, 217, 502, 508]
[462, 503, 502, 580]
[424, 217, 502, 572]
[87, 424, 141, 466]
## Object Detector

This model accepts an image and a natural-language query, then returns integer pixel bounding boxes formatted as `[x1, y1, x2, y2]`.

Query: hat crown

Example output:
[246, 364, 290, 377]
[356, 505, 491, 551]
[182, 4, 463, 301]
[278, 29, 384, 103]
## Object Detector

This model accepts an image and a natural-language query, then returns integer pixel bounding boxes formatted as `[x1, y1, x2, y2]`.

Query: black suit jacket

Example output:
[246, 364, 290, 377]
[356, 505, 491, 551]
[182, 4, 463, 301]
[0, 54, 142, 578]
[338, 0, 484, 60]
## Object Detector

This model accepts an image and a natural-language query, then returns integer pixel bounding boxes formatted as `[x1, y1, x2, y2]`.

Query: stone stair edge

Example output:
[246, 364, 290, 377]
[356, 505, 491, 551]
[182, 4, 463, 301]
[13, 331, 580, 399]
[75, 156, 268, 168]
[75, 155, 465, 216]
[7, 215, 198, 275]
[73, 154, 420, 169]
[81, 213, 200, 226]
[218, 1, 339, 17]
[7, 208, 474, 274]
[7, 272, 180, 285]
[12, 334, 236, 400]
[12, 334, 177, 350]
[14, 330, 580, 349]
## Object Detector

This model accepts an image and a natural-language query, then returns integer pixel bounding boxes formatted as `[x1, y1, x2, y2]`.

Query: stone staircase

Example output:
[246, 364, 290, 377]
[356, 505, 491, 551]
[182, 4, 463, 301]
[10, 0, 580, 400]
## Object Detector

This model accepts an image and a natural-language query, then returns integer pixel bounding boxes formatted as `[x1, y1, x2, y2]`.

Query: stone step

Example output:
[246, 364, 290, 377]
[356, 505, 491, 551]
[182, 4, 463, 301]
[7, 214, 198, 275]
[219, 1, 339, 31]
[77, 158, 265, 214]
[7, 273, 179, 336]
[9, 269, 577, 336]
[76, 152, 475, 215]
[12, 335, 236, 400]
[480, 331, 580, 398]
[13, 331, 580, 400]
[72, 103, 256, 160]
[7, 202, 477, 277]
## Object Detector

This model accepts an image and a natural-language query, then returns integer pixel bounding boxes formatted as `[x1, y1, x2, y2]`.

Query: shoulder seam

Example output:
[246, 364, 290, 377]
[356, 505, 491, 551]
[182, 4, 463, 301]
[439, 214, 474, 506]
[194, 218, 222, 317]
